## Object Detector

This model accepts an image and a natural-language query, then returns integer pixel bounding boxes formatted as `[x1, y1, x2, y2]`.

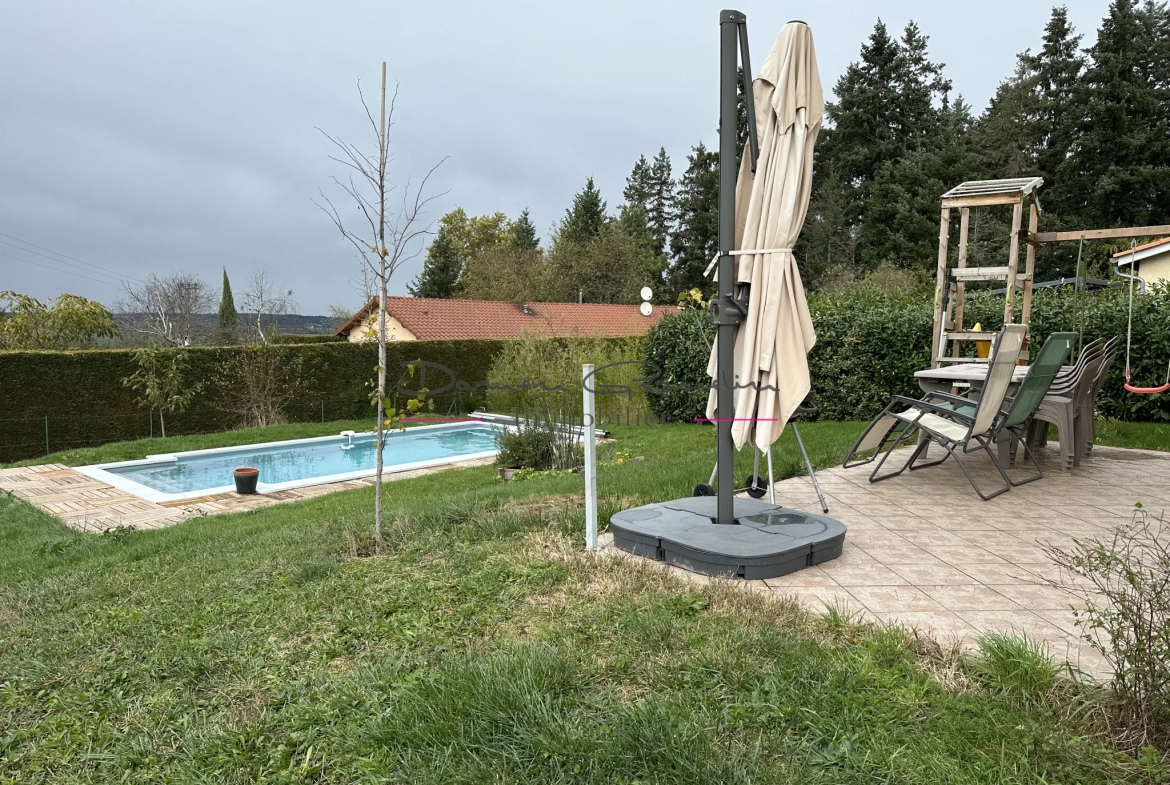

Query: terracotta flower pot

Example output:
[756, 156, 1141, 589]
[233, 467, 260, 495]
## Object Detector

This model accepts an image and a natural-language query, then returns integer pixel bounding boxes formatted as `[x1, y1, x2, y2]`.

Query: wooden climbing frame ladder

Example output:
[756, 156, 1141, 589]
[931, 177, 1046, 368]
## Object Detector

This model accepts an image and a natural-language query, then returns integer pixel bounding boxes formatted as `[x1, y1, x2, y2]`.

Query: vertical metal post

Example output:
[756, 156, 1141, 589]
[44, 416, 49, 455]
[149, 410, 153, 439]
[715, 10, 742, 525]
[582, 364, 598, 551]
[321, 400, 325, 423]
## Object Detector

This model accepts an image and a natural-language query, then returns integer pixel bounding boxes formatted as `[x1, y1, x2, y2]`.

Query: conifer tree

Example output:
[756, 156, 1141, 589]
[667, 143, 719, 296]
[409, 230, 462, 298]
[1062, 0, 1170, 227]
[556, 177, 608, 246]
[509, 207, 540, 251]
[1025, 6, 1085, 190]
[623, 155, 653, 205]
[647, 148, 675, 257]
[217, 268, 238, 336]
[624, 149, 675, 257]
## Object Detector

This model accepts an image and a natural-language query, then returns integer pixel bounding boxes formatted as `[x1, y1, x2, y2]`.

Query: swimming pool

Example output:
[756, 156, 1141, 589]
[75, 422, 501, 503]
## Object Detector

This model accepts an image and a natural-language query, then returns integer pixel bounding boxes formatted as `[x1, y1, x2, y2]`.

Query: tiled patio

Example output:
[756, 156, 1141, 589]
[0, 457, 495, 533]
[602, 442, 1170, 676]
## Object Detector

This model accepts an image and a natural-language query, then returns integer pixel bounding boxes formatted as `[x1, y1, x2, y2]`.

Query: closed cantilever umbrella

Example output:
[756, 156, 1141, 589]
[705, 20, 823, 454]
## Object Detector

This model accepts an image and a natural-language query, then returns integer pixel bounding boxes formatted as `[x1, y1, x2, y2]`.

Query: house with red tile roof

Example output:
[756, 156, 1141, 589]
[1113, 237, 1170, 287]
[335, 296, 679, 343]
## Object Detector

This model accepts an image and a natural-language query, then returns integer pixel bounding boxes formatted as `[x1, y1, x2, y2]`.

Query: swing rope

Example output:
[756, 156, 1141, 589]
[1122, 240, 1170, 394]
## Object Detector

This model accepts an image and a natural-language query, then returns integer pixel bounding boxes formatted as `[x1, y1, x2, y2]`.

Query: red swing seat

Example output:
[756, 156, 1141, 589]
[1125, 381, 1170, 394]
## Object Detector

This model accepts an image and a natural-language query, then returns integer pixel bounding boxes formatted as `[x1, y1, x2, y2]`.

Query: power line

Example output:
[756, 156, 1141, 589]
[0, 240, 135, 287]
[0, 232, 142, 285]
[0, 251, 124, 290]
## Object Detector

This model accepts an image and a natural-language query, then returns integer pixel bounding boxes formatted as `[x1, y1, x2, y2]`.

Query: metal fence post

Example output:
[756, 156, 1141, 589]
[44, 416, 49, 456]
[582, 364, 598, 551]
[149, 410, 153, 439]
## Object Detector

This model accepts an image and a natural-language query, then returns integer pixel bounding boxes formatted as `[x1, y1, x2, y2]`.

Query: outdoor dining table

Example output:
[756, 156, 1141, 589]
[913, 362, 1075, 394]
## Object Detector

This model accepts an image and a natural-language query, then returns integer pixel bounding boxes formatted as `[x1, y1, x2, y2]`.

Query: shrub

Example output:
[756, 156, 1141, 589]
[1044, 506, 1170, 750]
[219, 344, 304, 428]
[640, 306, 715, 423]
[494, 418, 581, 471]
[486, 334, 648, 425]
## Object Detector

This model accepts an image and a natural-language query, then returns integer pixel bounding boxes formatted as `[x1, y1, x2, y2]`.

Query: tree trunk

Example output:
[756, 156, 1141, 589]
[159, 408, 167, 439]
[373, 61, 388, 554]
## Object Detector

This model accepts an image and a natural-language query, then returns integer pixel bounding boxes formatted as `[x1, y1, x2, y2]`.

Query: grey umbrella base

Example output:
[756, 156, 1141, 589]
[610, 497, 846, 580]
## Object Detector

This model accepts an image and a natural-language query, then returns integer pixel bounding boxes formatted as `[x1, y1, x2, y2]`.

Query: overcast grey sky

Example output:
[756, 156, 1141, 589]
[1, 0, 1108, 314]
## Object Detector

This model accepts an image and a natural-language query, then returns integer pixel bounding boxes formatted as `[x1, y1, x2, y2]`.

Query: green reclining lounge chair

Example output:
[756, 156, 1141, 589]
[843, 326, 1076, 500]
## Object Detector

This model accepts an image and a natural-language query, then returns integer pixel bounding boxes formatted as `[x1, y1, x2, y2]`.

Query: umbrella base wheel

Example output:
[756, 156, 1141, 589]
[692, 483, 716, 497]
[744, 475, 768, 498]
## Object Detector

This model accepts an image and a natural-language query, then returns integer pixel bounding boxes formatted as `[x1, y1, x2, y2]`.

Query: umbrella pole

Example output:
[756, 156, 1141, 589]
[714, 10, 746, 525]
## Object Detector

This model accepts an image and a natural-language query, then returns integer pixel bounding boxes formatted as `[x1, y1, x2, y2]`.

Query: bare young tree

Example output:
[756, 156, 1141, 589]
[316, 63, 445, 552]
[241, 265, 296, 345]
[119, 272, 213, 347]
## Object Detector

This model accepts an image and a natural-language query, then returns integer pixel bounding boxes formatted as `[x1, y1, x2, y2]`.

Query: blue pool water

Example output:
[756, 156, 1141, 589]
[106, 424, 498, 494]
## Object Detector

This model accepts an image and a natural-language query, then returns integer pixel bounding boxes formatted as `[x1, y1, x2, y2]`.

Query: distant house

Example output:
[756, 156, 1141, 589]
[1113, 237, 1170, 287]
[335, 296, 680, 342]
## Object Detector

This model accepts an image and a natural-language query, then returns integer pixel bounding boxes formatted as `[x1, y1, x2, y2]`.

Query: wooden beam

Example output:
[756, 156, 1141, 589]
[1004, 202, 1024, 324]
[1032, 225, 1170, 243]
[1021, 200, 1039, 328]
[950, 266, 1014, 281]
[940, 194, 1023, 209]
[931, 207, 951, 369]
[952, 207, 970, 359]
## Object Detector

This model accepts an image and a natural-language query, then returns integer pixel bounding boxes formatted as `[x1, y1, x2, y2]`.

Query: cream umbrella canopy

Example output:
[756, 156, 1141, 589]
[705, 21, 823, 454]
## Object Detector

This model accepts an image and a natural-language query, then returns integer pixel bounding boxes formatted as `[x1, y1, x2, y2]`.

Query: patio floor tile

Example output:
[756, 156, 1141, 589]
[922, 584, 1025, 611]
[846, 585, 949, 614]
[887, 562, 979, 586]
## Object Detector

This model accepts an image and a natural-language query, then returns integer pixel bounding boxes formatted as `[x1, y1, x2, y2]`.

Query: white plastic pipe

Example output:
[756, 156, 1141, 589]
[582, 363, 598, 551]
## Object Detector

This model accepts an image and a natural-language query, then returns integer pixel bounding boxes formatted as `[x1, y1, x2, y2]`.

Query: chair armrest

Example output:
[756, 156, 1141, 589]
[923, 391, 977, 408]
[892, 395, 976, 423]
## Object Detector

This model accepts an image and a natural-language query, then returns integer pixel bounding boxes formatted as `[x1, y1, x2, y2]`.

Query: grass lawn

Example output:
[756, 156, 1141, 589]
[1, 419, 1165, 783]
[1091, 418, 1170, 453]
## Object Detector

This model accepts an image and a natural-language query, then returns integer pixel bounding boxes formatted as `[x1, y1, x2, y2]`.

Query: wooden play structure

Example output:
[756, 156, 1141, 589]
[930, 177, 1170, 368]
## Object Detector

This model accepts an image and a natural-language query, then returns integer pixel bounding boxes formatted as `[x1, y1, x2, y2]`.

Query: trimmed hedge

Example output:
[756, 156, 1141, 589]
[964, 286, 1170, 423]
[641, 286, 1170, 425]
[0, 340, 506, 462]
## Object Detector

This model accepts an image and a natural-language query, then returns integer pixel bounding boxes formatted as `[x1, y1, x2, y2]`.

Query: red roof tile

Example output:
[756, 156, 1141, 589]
[337, 296, 679, 341]
[1112, 236, 1170, 258]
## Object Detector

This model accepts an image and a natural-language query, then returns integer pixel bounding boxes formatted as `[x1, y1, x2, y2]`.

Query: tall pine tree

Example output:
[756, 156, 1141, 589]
[1062, 0, 1170, 227]
[624, 149, 674, 256]
[623, 155, 653, 204]
[1026, 6, 1085, 192]
[667, 143, 719, 296]
[510, 207, 540, 251]
[647, 148, 675, 256]
[821, 20, 906, 196]
[556, 177, 608, 246]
